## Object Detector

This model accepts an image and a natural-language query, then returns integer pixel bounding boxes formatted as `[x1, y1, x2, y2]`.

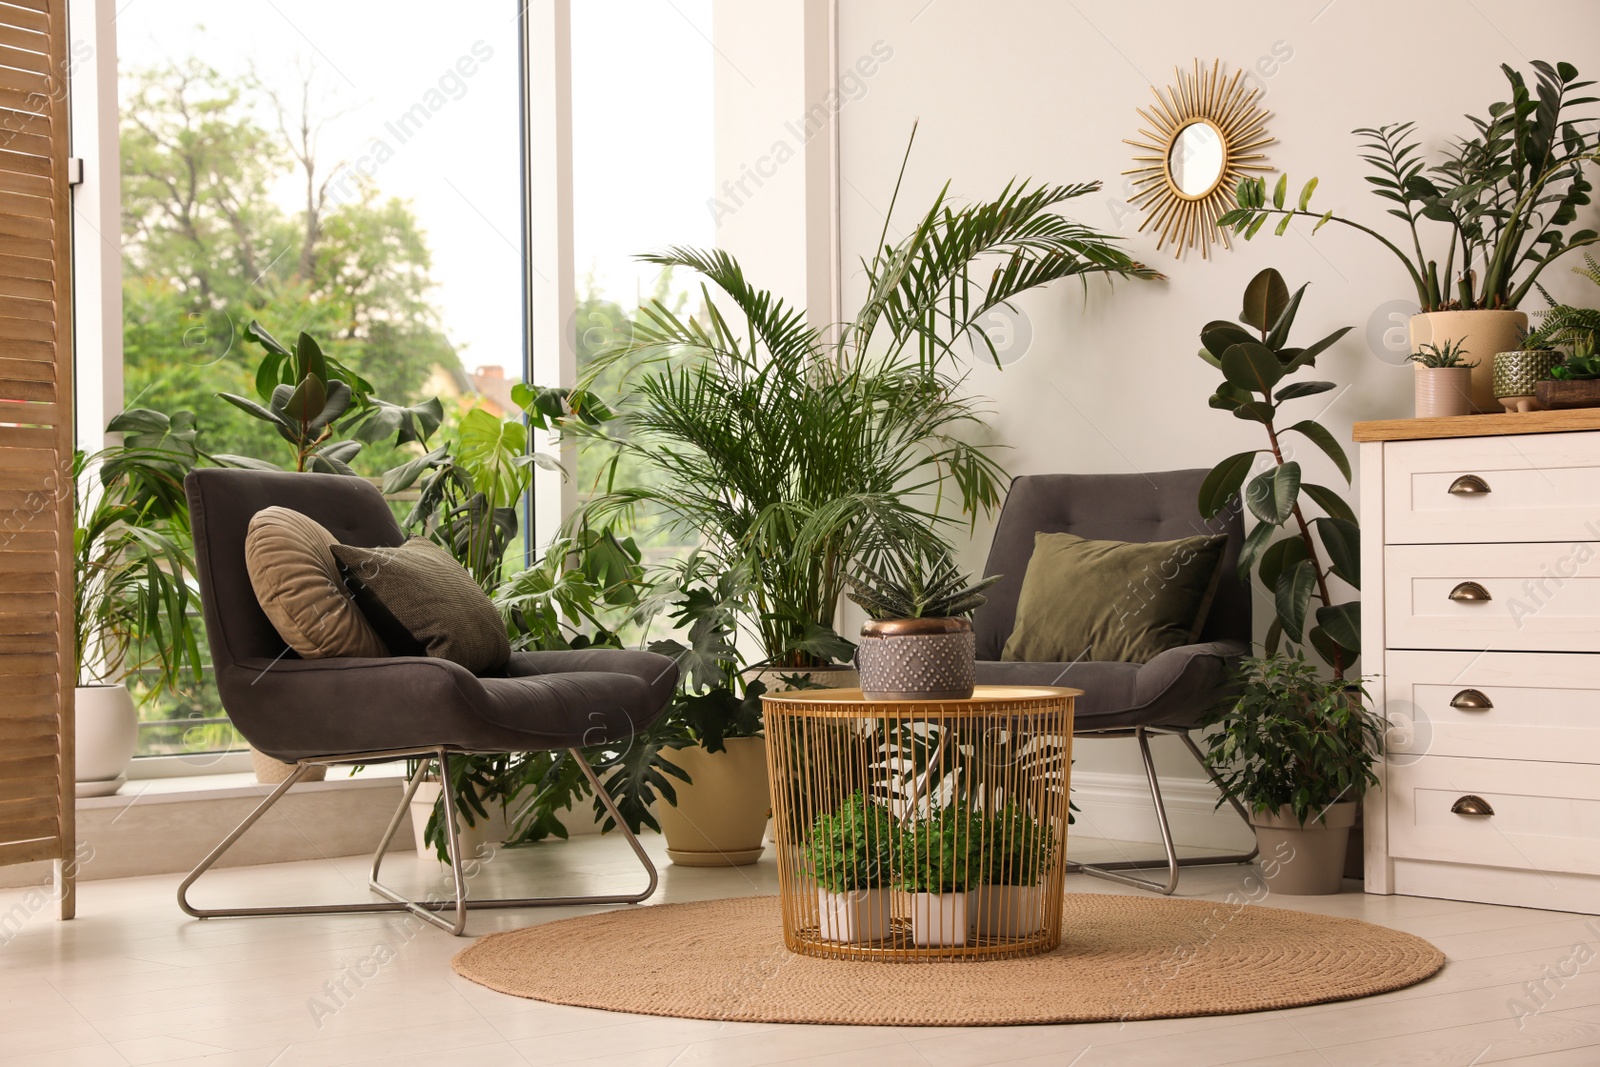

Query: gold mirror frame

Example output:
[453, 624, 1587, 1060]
[1123, 60, 1274, 259]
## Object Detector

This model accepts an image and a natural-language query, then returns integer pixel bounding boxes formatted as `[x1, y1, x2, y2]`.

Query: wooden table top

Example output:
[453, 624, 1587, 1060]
[1351, 407, 1600, 442]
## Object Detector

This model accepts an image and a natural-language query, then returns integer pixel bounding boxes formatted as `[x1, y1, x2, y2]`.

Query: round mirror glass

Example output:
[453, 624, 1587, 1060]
[1168, 122, 1225, 197]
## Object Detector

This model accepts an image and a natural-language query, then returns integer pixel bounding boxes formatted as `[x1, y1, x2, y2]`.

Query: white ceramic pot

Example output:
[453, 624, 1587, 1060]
[970, 883, 1045, 939]
[656, 736, 772, 866]
[1413, 365, 1474, 419]
[74, 684, 138, 797]
[1249, 800, 1358, 896]
[910, 891, 969, 947]
[816, 886, 892, 944]
[1409, 309, 1528, 413]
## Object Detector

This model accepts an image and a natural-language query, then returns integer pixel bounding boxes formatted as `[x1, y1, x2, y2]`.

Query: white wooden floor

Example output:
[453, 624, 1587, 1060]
[1, 833, 1598, 1067]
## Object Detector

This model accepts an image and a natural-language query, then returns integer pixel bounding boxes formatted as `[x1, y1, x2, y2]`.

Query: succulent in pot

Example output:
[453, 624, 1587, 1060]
[804, 791, 898, 944]
[846, 553, 999, 701]
[1408, 340, 1478, 418]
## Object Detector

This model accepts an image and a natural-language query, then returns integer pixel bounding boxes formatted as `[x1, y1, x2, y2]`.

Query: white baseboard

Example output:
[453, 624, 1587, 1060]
[1069, 769, 1256, 853]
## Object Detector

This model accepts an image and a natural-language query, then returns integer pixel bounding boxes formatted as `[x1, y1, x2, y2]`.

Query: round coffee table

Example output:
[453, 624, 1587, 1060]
[760, 685, 1078, 962]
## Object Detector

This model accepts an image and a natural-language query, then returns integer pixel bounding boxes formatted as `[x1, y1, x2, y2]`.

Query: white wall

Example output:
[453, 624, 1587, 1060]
[718, 0, 1600, 840]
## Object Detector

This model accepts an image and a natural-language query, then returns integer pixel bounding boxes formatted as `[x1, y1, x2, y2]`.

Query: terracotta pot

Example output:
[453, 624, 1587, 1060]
[655, 736, 772, 866]
[816, 887, 891, 943]
[1413, 365, 1474, 418]
[1409, 310, 1528, 413]
[910, 891, 970, 946]
[857, 617, 975, 701]
[1250, 800, 1358, 895]
[74, 683, 137, 797]
[250, 747, 327, 785]
[970, 883, 1044, 938]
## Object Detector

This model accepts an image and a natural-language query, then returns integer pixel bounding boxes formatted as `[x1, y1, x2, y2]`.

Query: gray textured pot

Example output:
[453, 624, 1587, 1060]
[856, 617, 975, 701]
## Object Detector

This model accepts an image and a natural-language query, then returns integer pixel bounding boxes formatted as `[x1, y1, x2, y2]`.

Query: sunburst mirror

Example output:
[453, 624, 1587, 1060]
[1123, 60, 1274, 259]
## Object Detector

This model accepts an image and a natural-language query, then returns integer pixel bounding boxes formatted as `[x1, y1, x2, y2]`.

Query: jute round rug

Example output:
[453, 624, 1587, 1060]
[451, 893, 1445, 1026]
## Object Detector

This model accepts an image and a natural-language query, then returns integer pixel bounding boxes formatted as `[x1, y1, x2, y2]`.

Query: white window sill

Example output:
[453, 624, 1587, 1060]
[81, 761, 409, 810]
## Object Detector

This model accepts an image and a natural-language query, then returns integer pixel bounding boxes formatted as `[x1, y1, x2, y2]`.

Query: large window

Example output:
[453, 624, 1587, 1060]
[114, 2, 524, 757]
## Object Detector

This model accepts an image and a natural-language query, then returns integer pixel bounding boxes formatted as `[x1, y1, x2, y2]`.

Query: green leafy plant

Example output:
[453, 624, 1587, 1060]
[560, 129, 1159, 671]
[1196, 268, 1359, 678]
[1407, 340, 1479, 368]
[805, 791, 899, 893]
[899, 802, 984, 894]
[74, 410, 205, 694]
[981, 803, 1054, 886]
[845, 552, 999, 621]
[1218, 60, 1599, 311]
[1528, 254, 1600, 366]
[1550, 355, 1600, 380]
[1200, 653, 1382, 825]
[216, 321, 441, 474]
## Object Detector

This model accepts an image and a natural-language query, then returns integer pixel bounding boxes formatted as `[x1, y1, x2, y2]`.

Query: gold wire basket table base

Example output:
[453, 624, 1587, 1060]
[762, 685, 1078, 963]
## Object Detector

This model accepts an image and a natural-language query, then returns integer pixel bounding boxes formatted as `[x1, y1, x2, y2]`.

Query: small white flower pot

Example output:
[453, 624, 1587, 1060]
[970, 884, 1045, 939]
[910, 891, 969, 947]
[816, 887, 891, 944]
[74, 683, 137, 797]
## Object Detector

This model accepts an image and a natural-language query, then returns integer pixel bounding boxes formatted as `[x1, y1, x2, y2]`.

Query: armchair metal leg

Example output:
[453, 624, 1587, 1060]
[1068, 726, 1259, 895]
[178, 746, 659, 936]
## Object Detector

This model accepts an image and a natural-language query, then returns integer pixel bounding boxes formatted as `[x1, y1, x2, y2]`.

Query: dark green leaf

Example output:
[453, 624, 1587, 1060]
[1222, 341, 1286, 393]
[1315, 602, 1361, 654]
[1246, 461, 1301, 525]
[1236, 519, 1277, 585]
[1199, 451, 1258, 518]
[1302, 482, 1357, 524]
[1257, 535, 1309, 594]
[1282, 326, 1353, 371]
[1275, 381, 1336, 401]
[1275, 558, 1317, 643]
[1315, 517, 1361, 587]
[1285, 419, 1352, 481]
[1240, 269, 1290, 330]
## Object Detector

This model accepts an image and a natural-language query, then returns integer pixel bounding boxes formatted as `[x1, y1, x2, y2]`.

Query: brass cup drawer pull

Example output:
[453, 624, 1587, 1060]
[1451, 794, 1496, 817]
[1448, 474, 1492, 495]
[1448, 581, 1493, 602]
[1449, 689, 1494, 710]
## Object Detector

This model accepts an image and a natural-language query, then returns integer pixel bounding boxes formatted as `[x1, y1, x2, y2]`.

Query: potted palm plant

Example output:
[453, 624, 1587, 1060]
[1220, 59, 1598, 412]
[901, 801, 983, 947]
[74, 410, 205, 795]
[970, 802, 1054, 938]
[1200, 654, 1382, 895]
[846, 551, 998, 701]
[805, 791, 897, 944]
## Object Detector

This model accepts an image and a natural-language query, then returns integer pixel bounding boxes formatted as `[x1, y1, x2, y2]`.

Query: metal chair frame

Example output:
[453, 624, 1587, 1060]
[177, 745, 658, 936]
[1066, 725, 1258, 895]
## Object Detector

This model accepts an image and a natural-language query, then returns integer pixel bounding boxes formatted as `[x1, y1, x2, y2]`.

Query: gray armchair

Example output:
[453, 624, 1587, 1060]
[178, 468, 679, 934]
[971, 470, 1257, 893]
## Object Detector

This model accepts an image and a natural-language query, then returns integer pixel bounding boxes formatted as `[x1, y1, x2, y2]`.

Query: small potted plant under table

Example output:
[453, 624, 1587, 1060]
[805, 791, 897, 944]
[970, 803, 1054, 939]
[901, 802, 982, 946]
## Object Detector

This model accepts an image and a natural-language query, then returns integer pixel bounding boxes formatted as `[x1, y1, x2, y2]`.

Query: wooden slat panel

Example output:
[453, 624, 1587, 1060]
[0, 837, 57, 868]
[0, 467, 51, 490]
[0, 424, 53, 448]
[0, 143, 49, 177]
[0, 113, 50, 149]
[0, 674, 55, 698]
[0, 128, 50, 159]
[0, 815, 58, 843]
[0, 531, 56, 551]
[0, 609, 53, 633]
[0, 42, 50, 76]
[0, 591, 55, 613]
[0, 62, 48, 96]
[0, 354, 52, 382]
[0, 312, 55, 342]
[0, 191, 52, 232]
[0, 336, 53, 360]
[0, 400, 58, 425]
[0, 753, 57, 780]
[0, 269, 49, 301]
[0, 232, 52, 261]
[1, 0, 51, 15]
[0, 570, 54, 591]
[0, 769, 58, 801]
[0, 652, 53, 675]
[0, 442, 49, 467]
[0, 376, 50, 401]
[0, 795, 58, 826]
[0, 23, 46, 55]
[0, 707, 54, 732]
[0, 249, 52, 280]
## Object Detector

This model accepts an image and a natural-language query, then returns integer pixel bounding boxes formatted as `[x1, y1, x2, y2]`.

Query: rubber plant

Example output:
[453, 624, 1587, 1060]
[1196, 268, 1359, 678]
[1217, 60, 1598, 311]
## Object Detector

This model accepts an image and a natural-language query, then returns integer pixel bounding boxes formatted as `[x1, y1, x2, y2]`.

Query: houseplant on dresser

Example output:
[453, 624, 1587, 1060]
[1409, 340, 1478, 418]
[1200, 653, 1383, 894]
[1219, 59, 1599, 412]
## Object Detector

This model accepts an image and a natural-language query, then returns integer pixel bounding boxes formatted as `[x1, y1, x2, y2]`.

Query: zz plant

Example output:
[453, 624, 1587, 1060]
[1197, 268, 1359, 678]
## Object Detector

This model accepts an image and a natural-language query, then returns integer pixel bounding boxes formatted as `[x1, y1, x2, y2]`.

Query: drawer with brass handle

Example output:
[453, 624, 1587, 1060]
[1383, 434, 1600, 544]
[1385, 543, 1600, 653]
[1386, 756, 1600, 877]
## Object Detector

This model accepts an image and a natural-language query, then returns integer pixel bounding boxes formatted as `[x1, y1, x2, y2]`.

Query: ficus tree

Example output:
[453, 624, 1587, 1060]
[1196, 268, 1360, 679]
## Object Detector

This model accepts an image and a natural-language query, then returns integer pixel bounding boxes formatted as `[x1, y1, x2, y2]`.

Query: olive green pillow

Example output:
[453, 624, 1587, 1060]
[330, 537, 510, 675]
[1001, 531, 1229, 664]
[244, 507, 388, 659]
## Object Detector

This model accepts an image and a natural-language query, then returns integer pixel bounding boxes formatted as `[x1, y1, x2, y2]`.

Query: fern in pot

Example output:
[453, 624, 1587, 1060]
[971, 803, 1055, 939]
[804, 791, 898, 944]
[846, 552, 998, 701]
[900, 801, 984, 947]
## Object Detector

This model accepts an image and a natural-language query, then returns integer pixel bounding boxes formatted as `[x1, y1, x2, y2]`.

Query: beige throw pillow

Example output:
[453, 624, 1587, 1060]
[244, 506, 388, 659]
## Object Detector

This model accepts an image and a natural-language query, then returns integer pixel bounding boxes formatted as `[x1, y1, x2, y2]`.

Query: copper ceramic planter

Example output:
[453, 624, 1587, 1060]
[856, 617, 976, 701]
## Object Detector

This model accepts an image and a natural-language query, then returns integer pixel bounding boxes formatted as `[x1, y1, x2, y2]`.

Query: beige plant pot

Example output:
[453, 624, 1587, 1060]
[656, 736, 772, 866]
[816, 887, 892, 943]
[1413, 365, 1474, 419]
[910, 891, 970, 947]
[74, 683, 138, 797]
[250, 747, 327, 785]
[749, 666, 860, 693]
[970, 883, 1045, 939]
[1250, 800, 1358, 896]
[1409, 309, 1528, 413]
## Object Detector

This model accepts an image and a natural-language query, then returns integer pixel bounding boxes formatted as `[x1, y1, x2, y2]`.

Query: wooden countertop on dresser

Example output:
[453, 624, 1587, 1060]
[1351, 407, 1600, 442]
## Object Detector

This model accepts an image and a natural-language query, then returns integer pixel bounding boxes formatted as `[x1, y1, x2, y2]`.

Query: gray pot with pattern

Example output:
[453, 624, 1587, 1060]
[856, 617, 976, 701]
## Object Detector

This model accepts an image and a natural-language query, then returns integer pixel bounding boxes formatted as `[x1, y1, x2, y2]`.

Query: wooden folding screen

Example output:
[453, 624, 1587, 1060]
[0, 0, 76, 919]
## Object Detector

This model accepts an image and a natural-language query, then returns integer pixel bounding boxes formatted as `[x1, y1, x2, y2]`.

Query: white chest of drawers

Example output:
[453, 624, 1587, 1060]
[1358, 410, 1600, 913]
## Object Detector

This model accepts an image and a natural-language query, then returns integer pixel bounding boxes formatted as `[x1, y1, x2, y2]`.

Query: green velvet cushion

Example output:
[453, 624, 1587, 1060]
[1000, 531, 1228, 664]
